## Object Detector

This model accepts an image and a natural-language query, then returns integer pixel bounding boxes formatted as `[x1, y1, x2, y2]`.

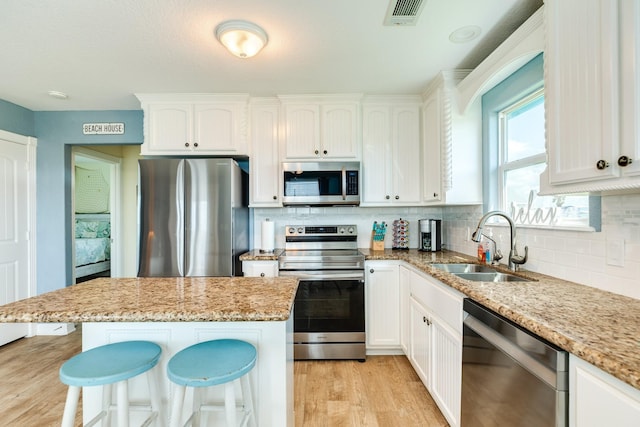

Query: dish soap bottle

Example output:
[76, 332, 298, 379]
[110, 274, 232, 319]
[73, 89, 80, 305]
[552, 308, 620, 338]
[484, 240, 492, 265]
[477, 239, 485, 263]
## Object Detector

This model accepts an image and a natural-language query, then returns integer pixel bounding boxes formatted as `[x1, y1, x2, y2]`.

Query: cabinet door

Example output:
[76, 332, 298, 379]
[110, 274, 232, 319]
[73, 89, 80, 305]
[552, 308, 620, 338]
[619, 0, 640, 178]
[365, 262, 400, 349]
[391, 106, 421, 204]
[194, 104, 246, 154]
[422, 91, 443, 203]
[362, 105, 392, 204]
[145, 104, 192, 153]
[283, 104, 320, 159]
[431, 317, 462, 427]
[250, 103, 280, 206]
[409, 297, 431, 387]
[242, 261, 278, 277]
[399, 266, 411, 354]
[545, 0, 620, 184]
[321, 104, 359, 158]
[570, 354, 640, 427]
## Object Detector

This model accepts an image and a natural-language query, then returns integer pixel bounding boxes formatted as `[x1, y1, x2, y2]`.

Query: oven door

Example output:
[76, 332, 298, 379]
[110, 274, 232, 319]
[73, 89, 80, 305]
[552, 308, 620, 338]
[280, 270, 366, 360]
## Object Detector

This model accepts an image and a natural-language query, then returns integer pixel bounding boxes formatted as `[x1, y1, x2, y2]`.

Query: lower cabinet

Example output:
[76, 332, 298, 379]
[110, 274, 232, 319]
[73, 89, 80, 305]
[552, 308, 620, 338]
[405, 266, 463, 427]
[570, 354, 640, 427]
[241, 260, 278, 277]
[365, 261, 401, 352]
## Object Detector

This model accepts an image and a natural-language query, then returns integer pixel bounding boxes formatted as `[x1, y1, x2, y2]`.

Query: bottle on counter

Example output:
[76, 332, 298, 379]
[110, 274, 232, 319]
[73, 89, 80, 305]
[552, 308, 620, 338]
[484, 240, 492, 265]
[477, 240, 485, 263]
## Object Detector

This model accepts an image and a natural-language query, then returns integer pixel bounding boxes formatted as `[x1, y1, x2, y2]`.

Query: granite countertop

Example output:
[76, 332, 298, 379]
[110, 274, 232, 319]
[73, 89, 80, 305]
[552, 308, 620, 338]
[361, 248, 640, 391]
[240, 249, 282, 261]
[0, 276, 299, 323]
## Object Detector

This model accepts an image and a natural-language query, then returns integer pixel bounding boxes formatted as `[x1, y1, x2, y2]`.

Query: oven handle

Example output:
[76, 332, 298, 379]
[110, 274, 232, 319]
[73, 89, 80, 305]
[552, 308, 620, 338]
[341, 166, 347, 200]
[279, 270, 364, 281]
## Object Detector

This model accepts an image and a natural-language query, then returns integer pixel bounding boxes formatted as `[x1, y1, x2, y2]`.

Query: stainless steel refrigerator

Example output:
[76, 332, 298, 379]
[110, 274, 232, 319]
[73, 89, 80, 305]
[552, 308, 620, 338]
[137, 158, 248, 277]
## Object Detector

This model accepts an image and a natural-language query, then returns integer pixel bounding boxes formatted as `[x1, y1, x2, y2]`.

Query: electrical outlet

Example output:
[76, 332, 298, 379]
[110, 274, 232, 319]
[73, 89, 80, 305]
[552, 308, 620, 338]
[606, 238, 625, 267]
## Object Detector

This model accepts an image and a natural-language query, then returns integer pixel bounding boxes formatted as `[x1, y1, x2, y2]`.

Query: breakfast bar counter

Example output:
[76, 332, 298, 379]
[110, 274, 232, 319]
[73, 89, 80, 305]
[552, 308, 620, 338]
[0, 276, 299, 426]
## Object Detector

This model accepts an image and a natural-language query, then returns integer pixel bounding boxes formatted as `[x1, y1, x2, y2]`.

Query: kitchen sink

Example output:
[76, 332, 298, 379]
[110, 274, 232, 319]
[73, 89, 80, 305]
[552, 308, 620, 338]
[430, 263, 532, 282]
[430, 263, 498, 273]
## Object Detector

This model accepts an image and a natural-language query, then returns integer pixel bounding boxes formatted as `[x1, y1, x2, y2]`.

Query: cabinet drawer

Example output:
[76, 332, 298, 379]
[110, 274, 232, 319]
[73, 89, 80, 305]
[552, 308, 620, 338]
[410, 272, 463, 333]
[242, 261, 278, 277]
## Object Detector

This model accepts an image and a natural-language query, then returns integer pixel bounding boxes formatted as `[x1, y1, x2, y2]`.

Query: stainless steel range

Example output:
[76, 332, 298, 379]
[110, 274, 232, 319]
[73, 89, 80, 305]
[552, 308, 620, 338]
[278, 225, 366, 361]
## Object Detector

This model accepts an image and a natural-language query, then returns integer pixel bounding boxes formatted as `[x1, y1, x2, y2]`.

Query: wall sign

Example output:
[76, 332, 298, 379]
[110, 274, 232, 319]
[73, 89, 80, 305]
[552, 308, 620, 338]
[82, 123, 125, 135]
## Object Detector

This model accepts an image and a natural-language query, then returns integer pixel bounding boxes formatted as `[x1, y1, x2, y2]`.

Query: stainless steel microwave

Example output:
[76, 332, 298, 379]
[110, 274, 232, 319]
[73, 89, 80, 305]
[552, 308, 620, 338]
[282, 162, 360, 206]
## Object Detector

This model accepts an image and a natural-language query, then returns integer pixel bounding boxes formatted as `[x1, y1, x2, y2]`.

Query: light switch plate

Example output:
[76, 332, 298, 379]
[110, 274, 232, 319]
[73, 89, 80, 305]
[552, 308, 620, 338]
[606, 238, 625, 267]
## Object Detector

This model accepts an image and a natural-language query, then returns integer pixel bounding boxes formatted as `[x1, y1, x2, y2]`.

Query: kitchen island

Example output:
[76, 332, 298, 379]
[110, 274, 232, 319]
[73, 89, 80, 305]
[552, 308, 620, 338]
[0, 276, 299, 426]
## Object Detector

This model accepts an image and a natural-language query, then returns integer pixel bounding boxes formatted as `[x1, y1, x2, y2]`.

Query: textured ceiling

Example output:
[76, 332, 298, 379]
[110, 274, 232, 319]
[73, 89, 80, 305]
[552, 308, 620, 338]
[0, 0, 542, 111]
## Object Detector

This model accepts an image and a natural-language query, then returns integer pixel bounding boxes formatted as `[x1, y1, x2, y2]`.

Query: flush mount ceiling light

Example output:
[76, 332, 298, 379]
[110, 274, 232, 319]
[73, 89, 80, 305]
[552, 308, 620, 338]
[449, 25, 482, 43]
[215, 20, 268, 59]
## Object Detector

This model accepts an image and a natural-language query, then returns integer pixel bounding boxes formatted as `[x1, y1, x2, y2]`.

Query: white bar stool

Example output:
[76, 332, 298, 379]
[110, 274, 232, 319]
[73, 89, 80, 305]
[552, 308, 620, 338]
[167, 339, 256, 427]
[59, 340, 163, 427]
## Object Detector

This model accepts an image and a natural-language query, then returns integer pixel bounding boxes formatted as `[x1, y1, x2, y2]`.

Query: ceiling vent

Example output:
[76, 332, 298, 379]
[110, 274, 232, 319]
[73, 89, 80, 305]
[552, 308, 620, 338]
[384, 0, 427, 26]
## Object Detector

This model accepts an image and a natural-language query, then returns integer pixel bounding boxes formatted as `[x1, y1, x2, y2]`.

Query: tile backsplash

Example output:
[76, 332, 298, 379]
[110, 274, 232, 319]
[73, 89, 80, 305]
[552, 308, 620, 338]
[252, 193, 640, 300]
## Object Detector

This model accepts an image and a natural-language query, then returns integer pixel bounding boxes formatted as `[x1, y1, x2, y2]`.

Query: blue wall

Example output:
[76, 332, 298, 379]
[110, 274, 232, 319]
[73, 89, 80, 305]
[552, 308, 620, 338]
[0, 99, 35, 136]
[33, 111, 143, 293]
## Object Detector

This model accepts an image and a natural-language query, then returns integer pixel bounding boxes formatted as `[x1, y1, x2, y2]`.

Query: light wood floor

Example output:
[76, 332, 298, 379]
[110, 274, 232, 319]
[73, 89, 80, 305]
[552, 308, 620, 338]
[0, 328, 448, 426]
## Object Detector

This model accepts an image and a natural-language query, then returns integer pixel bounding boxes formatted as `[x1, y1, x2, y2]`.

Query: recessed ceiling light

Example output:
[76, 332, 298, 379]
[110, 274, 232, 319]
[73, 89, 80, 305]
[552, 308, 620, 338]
[449, 25, 482, 44]
[47, 90, 68, 100]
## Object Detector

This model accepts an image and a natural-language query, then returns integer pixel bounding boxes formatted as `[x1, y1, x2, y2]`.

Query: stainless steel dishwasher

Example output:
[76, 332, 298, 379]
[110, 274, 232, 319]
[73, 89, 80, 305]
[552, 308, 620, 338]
[461, 299, 568, 427]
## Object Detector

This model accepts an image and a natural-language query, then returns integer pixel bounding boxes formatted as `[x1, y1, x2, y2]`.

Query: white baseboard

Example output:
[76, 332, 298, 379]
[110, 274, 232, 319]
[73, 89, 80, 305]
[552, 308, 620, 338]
[36, 323, 76, 335]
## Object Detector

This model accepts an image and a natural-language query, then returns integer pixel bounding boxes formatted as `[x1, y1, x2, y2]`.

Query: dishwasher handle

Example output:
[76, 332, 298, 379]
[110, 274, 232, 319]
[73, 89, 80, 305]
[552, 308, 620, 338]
[464, 313, 565, 390]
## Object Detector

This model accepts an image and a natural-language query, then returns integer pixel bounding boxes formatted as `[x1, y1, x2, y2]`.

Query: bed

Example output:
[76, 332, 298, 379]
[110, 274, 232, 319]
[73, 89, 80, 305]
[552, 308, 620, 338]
[74, 213, 111, 279]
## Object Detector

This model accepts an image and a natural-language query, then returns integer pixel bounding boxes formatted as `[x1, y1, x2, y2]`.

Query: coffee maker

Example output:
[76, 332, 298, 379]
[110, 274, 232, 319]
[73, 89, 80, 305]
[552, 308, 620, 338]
[418, 219, 442, 252]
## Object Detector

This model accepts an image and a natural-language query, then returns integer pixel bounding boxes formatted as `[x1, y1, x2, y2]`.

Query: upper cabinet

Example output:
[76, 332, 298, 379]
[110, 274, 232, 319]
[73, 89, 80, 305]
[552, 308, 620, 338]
[279, 95, 361, 160]
[249, 98, 281, 207]
[540, 0, 640, 193]
[421, 71, 482, 205]
[361, 96, 422, 206]
[136, 94, 249, 156]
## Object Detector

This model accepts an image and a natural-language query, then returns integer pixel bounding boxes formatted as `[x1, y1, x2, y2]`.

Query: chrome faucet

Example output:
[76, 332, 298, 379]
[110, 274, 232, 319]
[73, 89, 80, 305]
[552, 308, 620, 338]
[471, 210, 528, 271]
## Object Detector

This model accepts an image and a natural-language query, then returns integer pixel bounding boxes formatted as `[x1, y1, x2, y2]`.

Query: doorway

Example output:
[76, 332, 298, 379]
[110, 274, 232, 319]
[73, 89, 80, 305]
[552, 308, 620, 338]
[71, 147, 122, 283]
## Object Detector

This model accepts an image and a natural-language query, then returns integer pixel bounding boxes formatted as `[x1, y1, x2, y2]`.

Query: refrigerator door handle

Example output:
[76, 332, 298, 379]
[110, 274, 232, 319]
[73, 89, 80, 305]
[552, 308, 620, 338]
[176, 160, 185, 277]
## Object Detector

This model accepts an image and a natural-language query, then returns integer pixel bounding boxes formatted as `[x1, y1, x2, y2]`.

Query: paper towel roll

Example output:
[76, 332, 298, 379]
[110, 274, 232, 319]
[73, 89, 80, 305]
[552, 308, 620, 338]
[261, 220, 275, 252]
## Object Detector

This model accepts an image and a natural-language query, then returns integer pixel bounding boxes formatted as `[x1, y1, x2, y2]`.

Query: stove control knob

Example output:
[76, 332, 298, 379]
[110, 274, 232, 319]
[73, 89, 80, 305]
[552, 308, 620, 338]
[288, 227, 296, 234]
[338, 227, 345, 234]
[347, 227, 355, 234]
[297, 227, 304, 234]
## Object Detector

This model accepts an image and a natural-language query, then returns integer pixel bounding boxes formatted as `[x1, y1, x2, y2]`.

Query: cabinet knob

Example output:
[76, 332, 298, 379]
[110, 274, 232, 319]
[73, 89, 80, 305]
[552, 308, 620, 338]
[369, 268, 374, 273]
[193, 142, 198, 148]
[618, 156, 633, 167]
[323, 150, 328, 155]
[314, 150, 319, 155]
[260, 272, 265, 277]
[596, 160, 609, 170]
[433, 193, 438, 198]
[272, 195, 277, 200]
[395, 195, 399, 200]
[184, 142, 190, 147]
[385, 195, 390, 200]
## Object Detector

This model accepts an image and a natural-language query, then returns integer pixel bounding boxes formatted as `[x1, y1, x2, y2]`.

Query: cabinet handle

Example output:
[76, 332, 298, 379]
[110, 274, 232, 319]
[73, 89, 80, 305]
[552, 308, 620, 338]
[193, 142, 198, 148]
[618, 156, 633, 167]
[272, 195, 277, 200]
[260, 272, 265, 277]
[323, 150, 328, 155]
[395, 195, 399, 200]
[385, 195, 390, 200]
[314, 150, 319, 155]
[369, 268, 374, 273]
[185, 142, 190, 147]
[596, 160, 609, 170]
[433, 193, 438, 198]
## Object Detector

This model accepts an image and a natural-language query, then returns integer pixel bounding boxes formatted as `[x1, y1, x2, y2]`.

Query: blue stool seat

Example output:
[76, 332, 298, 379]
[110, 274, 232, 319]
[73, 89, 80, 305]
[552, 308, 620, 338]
[59, 340, 163, 427]
[167, 339, 257, 427]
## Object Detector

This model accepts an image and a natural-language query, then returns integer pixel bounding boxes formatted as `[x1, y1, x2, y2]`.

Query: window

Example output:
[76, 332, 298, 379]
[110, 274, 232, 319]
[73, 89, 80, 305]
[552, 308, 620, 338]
[482, 53, 597, 229]
[498, 90, 589, 227]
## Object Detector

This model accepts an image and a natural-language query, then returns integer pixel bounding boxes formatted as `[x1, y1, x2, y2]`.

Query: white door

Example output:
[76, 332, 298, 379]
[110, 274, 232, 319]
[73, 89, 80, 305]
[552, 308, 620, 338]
[0, 134, 32, 346]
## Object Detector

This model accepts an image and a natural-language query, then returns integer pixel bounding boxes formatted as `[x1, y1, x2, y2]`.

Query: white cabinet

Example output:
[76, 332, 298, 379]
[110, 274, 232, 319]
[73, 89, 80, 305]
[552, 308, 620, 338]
[541, 0, 640, 193]
[362, 97, 422, 206]
[136, 94, 249, 156]
[570, 354, 640, 427]
[241, 261, 278, 278]
[249, 99, 281, 207]
[399, 266, 411, 354]
[405, 266, 463, 427]
[421, 71, 482, 205]
[365, 261, 401, 352]
[279, 95, 361, 160]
